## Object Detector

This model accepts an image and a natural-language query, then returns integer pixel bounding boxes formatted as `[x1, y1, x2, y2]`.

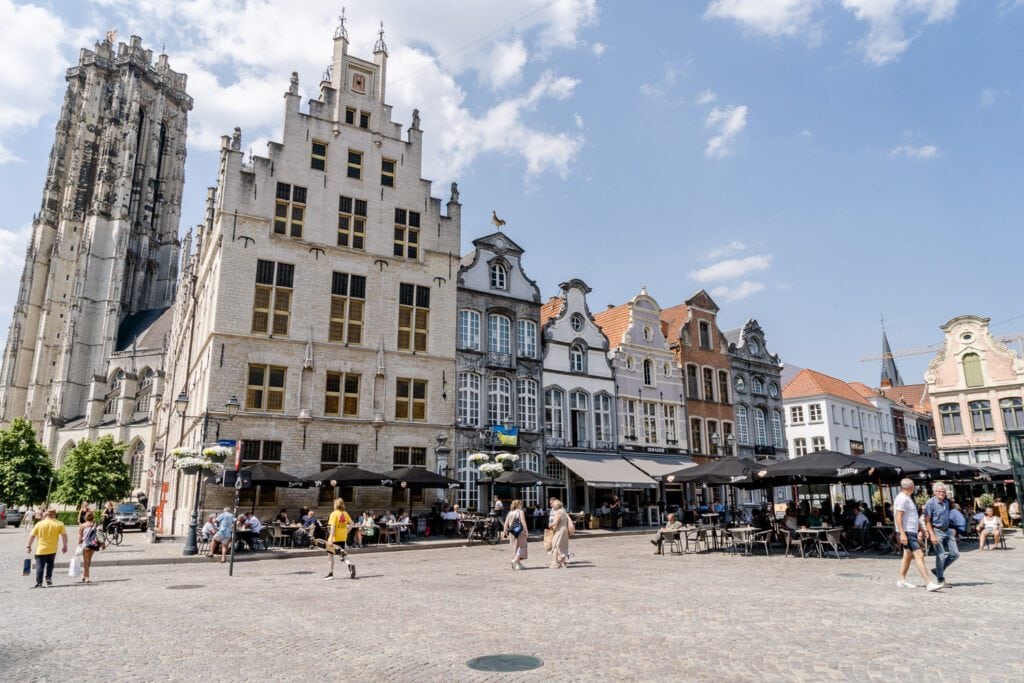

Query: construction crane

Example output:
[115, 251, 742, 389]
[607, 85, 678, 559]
[860, 334, 1024, 362]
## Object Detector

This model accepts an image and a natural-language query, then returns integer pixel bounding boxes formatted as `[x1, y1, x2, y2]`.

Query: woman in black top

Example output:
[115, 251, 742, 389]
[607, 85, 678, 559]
[102, 502, 116, 530]
[77, 502, 90, 525]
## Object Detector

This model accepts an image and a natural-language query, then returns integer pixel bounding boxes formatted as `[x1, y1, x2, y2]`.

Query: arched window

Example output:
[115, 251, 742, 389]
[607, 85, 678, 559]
[488, 376, 511, 425]
[456, 450, 480, 511]
[736, 405, 749, 445]
[517, 319, 537, 358]
[643, 359, 654, 386]
[487, 314, 511, 354]
[569, 343, 586, 373]
[771, 410, 784, 447]
[594, 394, 613, 442]
[545, 388, 565, 439]
[754, 408, 768, 446]
[458, 309, 480, 350]
[569, 391, 589, 446]
[962, 353, 983, 387]
[1001, 398, 1024, 430]
[751, 376, 764, 395]
[517, 379, 538, 431]
[457, 372, 480, 427]
[519, 451, 541, 507]
[489, 262, 507, 290]
[135, 368, 155, 413]
[129, 441, 145, 489]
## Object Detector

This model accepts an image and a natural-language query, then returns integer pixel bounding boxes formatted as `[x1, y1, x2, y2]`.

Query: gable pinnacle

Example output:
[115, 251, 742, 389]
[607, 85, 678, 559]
[374, 20, 388, 54]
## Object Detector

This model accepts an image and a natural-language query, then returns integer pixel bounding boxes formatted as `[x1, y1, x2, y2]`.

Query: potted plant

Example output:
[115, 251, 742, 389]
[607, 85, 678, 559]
[495, 452, 519, 471]
[478, 462, 504, 479]
[172, 456, 224, 476]
[202, 445, 233, 463]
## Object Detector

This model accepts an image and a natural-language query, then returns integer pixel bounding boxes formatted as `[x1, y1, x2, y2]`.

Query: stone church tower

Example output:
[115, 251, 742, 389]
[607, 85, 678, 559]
[0, 35, 191, 448]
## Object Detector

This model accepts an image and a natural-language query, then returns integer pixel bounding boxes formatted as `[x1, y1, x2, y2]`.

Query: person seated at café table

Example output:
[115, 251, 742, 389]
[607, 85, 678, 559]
[977, 507, 1003, 549]
[201, 515, 217, 542]
[807, 507, 823, 528]
[356, 511, 376, 546]
[650, 514, 684, 555]
[247, 513, 263, 536]
[275, 508, 290, 525]
[303, 509, 326, 542]
[396, 509, 412, 541]
[949, 503, 967, 538]
[783, 504, 799, 534]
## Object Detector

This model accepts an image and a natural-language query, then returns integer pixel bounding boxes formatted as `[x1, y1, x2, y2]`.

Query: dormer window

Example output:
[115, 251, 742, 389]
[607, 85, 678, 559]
[570, 343, 586, 373]
[489, 263, 507, 290]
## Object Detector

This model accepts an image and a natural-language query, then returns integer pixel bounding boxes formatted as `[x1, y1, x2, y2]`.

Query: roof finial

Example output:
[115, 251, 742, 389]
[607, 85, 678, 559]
[374, 20, 388, 54]
[334, 6, 348, 40]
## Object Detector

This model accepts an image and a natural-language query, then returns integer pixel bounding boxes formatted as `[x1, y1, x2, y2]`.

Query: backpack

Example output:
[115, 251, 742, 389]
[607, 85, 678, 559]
[509, 511, 523, 538]
[84, 525, 102, 551]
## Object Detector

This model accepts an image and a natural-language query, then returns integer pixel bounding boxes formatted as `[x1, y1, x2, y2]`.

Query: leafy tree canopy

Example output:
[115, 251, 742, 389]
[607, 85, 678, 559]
[0, 418, 55, 506]
[54, 436, 131, 506]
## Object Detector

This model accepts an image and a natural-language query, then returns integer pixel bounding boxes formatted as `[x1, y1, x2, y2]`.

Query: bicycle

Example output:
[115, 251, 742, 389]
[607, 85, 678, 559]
[97, 520, 124, 547]
[466, 516, 502, 546]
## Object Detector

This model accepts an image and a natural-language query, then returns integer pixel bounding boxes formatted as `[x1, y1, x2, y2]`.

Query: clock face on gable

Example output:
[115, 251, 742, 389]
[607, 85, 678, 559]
[748, 339, 760, 356]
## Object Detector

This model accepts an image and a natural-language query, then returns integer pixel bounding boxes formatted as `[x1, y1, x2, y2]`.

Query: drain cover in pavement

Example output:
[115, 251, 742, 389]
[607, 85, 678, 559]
[166, 584, 205, 590]
[466, 655, 543, 672]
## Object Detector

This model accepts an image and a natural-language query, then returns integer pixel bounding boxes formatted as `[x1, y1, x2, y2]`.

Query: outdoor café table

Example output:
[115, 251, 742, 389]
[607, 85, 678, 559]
[382, 522, 409, 546]
[234, 528, 254, 552]
[872, 525, 899, 554]
[278, 524, 301, 547]
[700, 513, 720, 526]
[726, 526, 758, 554]
[796, 527, 830, 557]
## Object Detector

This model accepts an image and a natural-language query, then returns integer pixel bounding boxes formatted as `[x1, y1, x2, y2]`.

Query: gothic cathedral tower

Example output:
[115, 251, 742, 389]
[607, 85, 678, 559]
[0, 35, 191, 447]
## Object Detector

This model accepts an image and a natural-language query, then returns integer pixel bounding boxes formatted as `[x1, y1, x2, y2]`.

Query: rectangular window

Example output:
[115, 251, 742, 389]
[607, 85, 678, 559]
[939, 403, 962, 435]
[699, 321, 712, 349]
[393, 208, 421, 259]
[381, 158, 396, 187]
[545, 389, 565, 439]
[359, 111, 370, 129]
[395, 378, 427, 421]
[690, 418, 703, 455]
[397, 283, 430, 352]
[594, 394, 612, 442]
[251, 260, 293, 336]
[328, 271, 365, 344]
[623, 399, 637, 439]
[458, 309, 480, 350]
[487, 314, 511, 355]
[706, 419, 719, 453]
[643, 402, 658, 444]
[324, 372, 360, 417]
[345, 108, 356, 125]
[794, 438, 807, 456]
[310, 140, 328, 171]
[393, 446, 427, 467]
[321, 443, 358, 465]
[240, 440, 283, 506]
[274, 182, 306, 238]
[457, 373, 480, 427]
[811, 436, 826, 452]
[718, 371, 729, 404]
[702, 367, 715, 402]
[790, 406, 804, 424]
[808, 403, 822, 423]
[346, 150, 362, 179]
[246, 364, 285, 412]
[1001, 398, 1024, 430]
[517, 319, 537, 359]
[686, 365, 699, 400]
[337, 196, 367, 250]
[842, 407, 848, 426]
[517, 379, 538, 431]
[663, 404, 677, 443]
[969, 400, 993, 432]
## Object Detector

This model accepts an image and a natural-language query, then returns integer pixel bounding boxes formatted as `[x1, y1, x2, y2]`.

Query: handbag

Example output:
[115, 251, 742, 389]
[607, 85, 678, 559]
[68, 547, 83, 578]
[543, 528, 553, 551]
[567, 514, 576, 538]
[510, 512, 523, 538]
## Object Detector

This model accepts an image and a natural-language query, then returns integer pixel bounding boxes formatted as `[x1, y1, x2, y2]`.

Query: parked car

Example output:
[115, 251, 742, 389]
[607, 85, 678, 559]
[5, 507, 23, 528]
[114, 502, 148, 532]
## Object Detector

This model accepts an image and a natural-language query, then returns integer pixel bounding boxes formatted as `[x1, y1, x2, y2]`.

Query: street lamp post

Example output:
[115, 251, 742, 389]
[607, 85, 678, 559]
[726, 433, 737, 457]
[710, 431, 721, 457]
[177, 392, 240, 556]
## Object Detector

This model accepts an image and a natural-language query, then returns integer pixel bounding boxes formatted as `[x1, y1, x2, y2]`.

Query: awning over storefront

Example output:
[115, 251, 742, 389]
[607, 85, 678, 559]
[551, 452, 657, 489]
[623, 454, 696, 482]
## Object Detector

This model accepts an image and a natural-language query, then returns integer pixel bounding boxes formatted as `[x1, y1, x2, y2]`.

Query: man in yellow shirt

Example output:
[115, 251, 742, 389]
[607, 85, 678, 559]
[26, 507, 68, 588]
[325, 498, 356, 580]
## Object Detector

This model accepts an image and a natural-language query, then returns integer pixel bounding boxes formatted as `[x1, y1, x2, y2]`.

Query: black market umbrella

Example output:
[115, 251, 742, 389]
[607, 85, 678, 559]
[753, 450, 902, 485]
[873, 452, 984, 480]
[492, 469, 564, 488]
[385, 466, 461, 490]
[301, 466, 394, 488]
[208, 463, 309, 489]
[664, 457, 753, 486]
[979, 463, 1012, 478]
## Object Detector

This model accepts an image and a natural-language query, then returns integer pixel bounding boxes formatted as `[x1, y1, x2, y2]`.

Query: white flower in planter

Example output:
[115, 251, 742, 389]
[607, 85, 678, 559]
[172, 456, 224, 472]
[467, 452, 490, 464]
[171, 447, 200, 459]
[478, 462, 505, 477]
[494, 453, 519, 463]
[202, 445, 234, 461]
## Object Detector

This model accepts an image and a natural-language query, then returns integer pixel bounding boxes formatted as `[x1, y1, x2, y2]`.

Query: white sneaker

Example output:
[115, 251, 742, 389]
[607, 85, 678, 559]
[895, 580, 917, 588]
[926, 582, 942, 592]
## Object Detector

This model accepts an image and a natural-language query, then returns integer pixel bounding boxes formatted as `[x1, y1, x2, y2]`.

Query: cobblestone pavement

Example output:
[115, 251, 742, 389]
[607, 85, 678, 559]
[2, 527, 1022, 682]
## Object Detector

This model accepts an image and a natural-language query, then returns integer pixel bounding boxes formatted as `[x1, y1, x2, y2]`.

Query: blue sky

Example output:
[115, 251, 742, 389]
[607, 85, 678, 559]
[1, 0, 1022, 389]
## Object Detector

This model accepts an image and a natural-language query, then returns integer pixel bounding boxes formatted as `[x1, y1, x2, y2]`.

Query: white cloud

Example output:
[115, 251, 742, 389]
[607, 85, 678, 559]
[890, 144, 939, 159]
[980, 88, 996, 106]
[0, 223, 31, 271]
[690, 254, 772, 282]
[841, 0, 960, 65]
[706, 0, 959, 65]
[640, 65, 680, 98]
[591, 42, 606, 56]
[705, 104, 748, 158]
[0, 141, 23, 165]
[695, 89, 718, 105]
[704, 0, 821, 37]
[798, 128, 813, 138]
[704, 240, 747, 260]
[710, 280, 766, 302]
[485, 39, 529, 89]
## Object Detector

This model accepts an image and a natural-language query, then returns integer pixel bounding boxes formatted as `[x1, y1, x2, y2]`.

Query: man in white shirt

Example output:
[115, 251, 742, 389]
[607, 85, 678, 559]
[894, 478, 940, 591]
[247, 514, 263, 535]
[853, 507, 869, 530]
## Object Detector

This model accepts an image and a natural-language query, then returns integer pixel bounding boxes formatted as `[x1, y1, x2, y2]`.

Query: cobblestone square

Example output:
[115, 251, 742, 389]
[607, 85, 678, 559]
[2, 528, 1022, 682]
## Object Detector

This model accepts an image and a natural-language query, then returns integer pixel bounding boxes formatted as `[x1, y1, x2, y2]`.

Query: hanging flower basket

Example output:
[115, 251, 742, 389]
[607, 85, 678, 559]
[468, 452, 490, 465]
[495, 453, 519, 470]
[202, 446, 233, 463]
[173, 456, 224, 475]
[171, 447, 201, 459]
[478, 462, 504, 479]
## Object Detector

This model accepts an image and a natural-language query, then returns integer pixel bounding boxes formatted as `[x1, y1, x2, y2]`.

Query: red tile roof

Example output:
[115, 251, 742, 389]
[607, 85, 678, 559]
[782, 369, 875, 407]
[540, 296, 564, 328]
[659, 303, 690, 341]
[592, 303, 632, 351]
[880, 383, 931, 413]
[847, 381, 880, 399]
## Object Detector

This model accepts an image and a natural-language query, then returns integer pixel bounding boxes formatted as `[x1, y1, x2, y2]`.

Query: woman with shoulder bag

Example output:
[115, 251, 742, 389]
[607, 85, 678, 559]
[78, 511, 103, 583]
[503, 499, 528, 571]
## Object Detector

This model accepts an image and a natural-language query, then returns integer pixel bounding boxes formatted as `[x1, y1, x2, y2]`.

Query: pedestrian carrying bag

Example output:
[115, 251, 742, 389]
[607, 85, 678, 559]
[510, 512, 523, 538]
[543, 528, 553, 551]
[68, 547, 83, 578]
[567, 514, 576, 538]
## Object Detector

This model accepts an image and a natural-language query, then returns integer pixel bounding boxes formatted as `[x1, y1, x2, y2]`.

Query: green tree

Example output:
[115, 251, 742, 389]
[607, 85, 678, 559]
[0, 418, 55, 506]
[54, 436, 131, 506]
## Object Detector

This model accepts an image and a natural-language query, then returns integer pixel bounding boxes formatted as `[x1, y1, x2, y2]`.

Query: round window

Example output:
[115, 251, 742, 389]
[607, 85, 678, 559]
[570, 314, 585, 332]
[960, 332, 973, 343]
[734, 376, 746, 393]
